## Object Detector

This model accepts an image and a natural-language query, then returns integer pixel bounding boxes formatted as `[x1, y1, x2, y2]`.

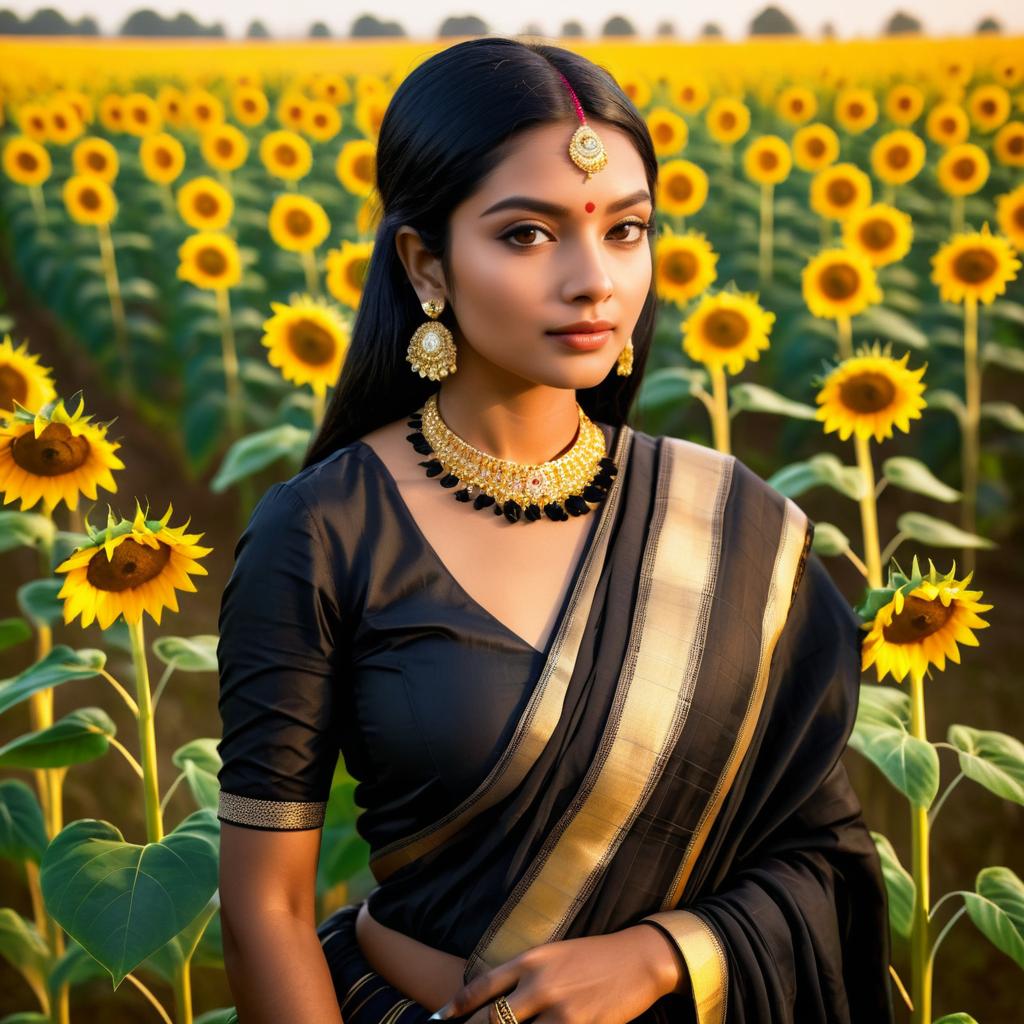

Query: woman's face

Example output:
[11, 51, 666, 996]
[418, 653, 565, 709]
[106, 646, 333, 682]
[398, 118, 654, 391]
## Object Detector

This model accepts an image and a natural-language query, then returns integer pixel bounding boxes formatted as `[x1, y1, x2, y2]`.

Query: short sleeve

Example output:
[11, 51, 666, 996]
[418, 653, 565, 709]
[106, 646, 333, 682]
[216, 482, 343, 831]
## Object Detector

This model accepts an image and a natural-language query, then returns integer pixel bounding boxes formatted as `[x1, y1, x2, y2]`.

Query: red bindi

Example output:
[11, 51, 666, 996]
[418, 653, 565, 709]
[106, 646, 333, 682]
[584, 201, 595, 213]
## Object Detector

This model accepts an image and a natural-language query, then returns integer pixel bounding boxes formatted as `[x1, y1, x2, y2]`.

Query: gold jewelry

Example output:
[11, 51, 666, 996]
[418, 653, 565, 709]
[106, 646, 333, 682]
[407, 298, 458, 380]
[404, 391, 618, 524]
[557, 70, 607, 180]
[491, 996, 520, 1024]
[616, 336, 634, 376]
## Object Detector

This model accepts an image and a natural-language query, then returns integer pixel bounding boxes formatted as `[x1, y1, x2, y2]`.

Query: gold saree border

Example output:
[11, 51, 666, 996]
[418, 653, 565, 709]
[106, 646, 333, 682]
[660, 496, 811, 910]
[465, 436, 734, 980]
[640, 911, 728, 1024]
[368, 423, 634, 883]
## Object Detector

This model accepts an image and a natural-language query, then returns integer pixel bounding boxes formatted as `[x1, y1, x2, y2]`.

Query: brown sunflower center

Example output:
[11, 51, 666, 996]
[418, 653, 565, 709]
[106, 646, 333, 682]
[806, 136, 826, 158]
[85, 151, 107, 172]
[667, 174, 693, 201]
[11, 421, 90, 476]
[354, 153, 374, 182]
[287, 317, 337, 365]
[196, 103, 211, 121]
[758, 148, 779, 171]
[860, 217, 896, 251]
[882, 594, 955, 644]
[86, 537, 172, 592]
[314, 113, 328, 128]
[16, 151, 39, 172]
[719, 110, 737, 130]
[682, 87, 695, 102]
[951, 156, 977, 180]
[348, 257, 368, 289]
[194, 192, 219, 217]
[952, 246, 998, 283]
[54, 114, 68, 131]
[826, 177, 856, 206]
[284, 208, 313, 237]
[654, 122, 674, 144]
[274, 144, 297, 167]
[980, 99, 997, 116]
[154, 147, 173, 169]
[196, 245, 228, 276]
[0, 365, 29, 410]
[1007, 134, 1024, 156]
[1013, 203, 1024, 231]
[898, 95, 912, 110]
[818, 261, 860, 300]
[940, 116, 957, 134]
[243, 98, 257, 113]
[216, 137, 234, 157]
[839, 371, 896, 413]
[791, 98, 805, 113]
[703, 309, 750, 348]
[886, 144, 910, 169]
[79, 187, 101, 211]
[666, 249, 698, 284]
[847, 101, 865, 119]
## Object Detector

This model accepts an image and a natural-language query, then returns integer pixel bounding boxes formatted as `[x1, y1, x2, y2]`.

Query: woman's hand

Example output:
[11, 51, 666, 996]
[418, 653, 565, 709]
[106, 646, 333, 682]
[431, 924, 686, 1024]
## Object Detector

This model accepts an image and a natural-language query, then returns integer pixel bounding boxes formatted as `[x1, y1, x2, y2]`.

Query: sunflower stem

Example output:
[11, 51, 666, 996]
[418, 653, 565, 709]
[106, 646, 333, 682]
[961, 295, 980, 577]
[883, 183, 896, 207]
[836, 313, 853, 359]
[708, 364, 731, 454]
[97, 222, 132, 402]
[311, 388, 326, 431]
[908, 667, 932, 1024]
[215, 287, 244, 440]
[128, 616, 164, 844]
[29, 184, 47, 228]
[123, 972, 173, 1024]
[301, 248, 320, 297]
[758, 181, 774, 290]
[819, 215, 832, 248]
[952, 194, 964, 234]
[853, 433, 883, 588]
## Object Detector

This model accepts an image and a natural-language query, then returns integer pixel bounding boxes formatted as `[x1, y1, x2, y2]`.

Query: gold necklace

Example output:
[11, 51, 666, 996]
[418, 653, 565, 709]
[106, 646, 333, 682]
[404, 392, 618, 524]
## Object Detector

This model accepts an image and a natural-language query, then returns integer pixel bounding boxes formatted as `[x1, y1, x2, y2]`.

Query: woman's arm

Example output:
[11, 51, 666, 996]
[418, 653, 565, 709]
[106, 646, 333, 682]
[219, 824, 344, 1024]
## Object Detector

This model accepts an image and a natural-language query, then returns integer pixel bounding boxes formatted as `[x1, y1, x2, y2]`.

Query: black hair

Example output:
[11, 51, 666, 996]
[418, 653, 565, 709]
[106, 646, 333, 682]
[302, 36, 658, 470]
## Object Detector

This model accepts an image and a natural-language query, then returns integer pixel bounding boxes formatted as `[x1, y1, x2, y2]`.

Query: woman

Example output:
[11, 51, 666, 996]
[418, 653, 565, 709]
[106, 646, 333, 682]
[216, 37, 894, 1024]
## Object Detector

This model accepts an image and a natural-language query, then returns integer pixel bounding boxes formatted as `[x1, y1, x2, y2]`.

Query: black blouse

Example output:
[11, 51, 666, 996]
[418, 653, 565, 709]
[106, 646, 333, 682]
[216, 425, 614, 883]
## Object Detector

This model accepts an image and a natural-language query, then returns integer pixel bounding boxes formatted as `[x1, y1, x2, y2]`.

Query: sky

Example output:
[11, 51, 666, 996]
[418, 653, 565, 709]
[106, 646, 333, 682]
[5, 1, 1023, 40]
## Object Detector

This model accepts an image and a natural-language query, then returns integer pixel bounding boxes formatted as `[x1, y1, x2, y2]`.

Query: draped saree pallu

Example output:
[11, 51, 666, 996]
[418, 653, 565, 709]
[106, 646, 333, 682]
[315, 425, 894, 1024]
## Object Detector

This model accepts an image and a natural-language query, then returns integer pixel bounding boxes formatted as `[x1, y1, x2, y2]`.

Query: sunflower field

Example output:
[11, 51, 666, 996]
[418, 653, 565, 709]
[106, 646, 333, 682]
[1, 30, 1023, 1024]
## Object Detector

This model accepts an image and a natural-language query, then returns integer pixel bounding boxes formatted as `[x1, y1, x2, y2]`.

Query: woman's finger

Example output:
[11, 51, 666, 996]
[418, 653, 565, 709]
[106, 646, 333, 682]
[434, 960, 523, 1020]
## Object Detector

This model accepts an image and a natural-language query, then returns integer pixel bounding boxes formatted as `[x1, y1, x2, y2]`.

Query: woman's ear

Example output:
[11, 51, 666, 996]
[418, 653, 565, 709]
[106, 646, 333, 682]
[394, 224, 447, 304]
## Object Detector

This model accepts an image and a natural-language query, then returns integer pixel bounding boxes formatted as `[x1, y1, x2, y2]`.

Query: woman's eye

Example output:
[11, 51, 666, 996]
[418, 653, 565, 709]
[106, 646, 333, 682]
[500, 219, 652, 249]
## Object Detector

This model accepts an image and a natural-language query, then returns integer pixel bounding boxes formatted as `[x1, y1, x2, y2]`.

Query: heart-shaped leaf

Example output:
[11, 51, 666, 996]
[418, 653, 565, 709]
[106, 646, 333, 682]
[17, 579, 65, 629]
[0, 708, 116, 769]
[0, 908, 51, 1010]
[0, 646, 106, 716]
[0, 780, 48, 863]
[963, 866, 1024, 970]
[210, 424, 311, 492]
[40, 809, 220, 986]
[138, 895, 220, 983]
[948, 726, 1024, 806]
[47, 938, 113, 997]
[151, 635, 218, 673]
[869, 832, 913, 939]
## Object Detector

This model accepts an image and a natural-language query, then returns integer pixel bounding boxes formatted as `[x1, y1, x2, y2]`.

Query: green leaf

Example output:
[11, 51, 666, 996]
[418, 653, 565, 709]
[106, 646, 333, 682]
[727, 383, 817, 420]
[636, 365, 709, 413]
[980, 401, 1024, 432]
[963, 866, 1024, 970]
[0, 780, 48, 863]
[138, 896, 219, 984]
[17, 578, 65, 629]
[110, 232, 154, 252]
[0, 511, 57, 554]
[0, 646, 106, 716]
[933, 1015, 979, 1023]
[947, 725, 1024, 806]
[209, 424, 311, 492]
[924, 388, 966, 423]
[0, 708, 116, 769]
[118, 278, 159, 303]
[810, 521, 851, 556]
[173, 738, 222, 811]
[849, 684, 940, 808]
[881, 457, 961, 502]
[869, 831, 913, 939]
[46, 937, 111, 996]
[194, 1009, 238, 1024]
[987, 301, 1024, 326]
[896, 512, 996, 550]
[40, 809, 220, 987]
[151, 635, 218, 673]
[767, 453, 865, 500]
[0, 618, 32, 653]
[982, 341, 1024, 373]
[855, 306, 928, 349]
[0, 909, 51, 1012]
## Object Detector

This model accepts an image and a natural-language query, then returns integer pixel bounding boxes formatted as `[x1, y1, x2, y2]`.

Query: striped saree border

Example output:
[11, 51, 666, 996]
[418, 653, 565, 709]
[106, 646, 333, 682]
[465, 435, 734, 979]
[368, 423, 634, 883]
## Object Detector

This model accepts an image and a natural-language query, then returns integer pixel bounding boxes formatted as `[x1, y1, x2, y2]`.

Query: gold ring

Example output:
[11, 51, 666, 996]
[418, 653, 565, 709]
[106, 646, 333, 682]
[491, 995, 520, 1024]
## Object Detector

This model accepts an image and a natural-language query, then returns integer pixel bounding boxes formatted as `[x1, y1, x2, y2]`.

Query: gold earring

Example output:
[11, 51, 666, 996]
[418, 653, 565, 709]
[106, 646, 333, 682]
[616, 336, 634, 376]
[407, 298, 458, 380]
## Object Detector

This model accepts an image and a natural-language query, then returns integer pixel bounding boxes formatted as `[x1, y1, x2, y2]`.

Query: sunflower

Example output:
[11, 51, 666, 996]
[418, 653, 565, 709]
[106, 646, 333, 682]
[814, 340, 926, 442]
[681, 290, 774, 375]
[834, 87, 878, 134]
[742, 135, 792, 185]
[97, 94, 125, 134]
[261, 294, 350, 397]
[654, 227, 719, 307]
[177, 176, 233, 231]
[177, 232, 242, 291]
[55, 498, 213, 630]
[0, 334, 57, 417]
[324, 239, 373, 309]
[355, 73, 390, 101]
[304, 100, 342, 143]
[937, 143, 990, 197]
[993, 56, 1024, 88]
[355, 94, 389, 140]
[58, 89, 93, 128]
[705, 97, 750, 144]
[939, 58, 973, 90]
[884, 84, 924, 125]
[260, 129, 313, 182]
[2, 136, 51, 187]
[802, 247, 882, 320]
[656, 159, 709, 217]
[925, 101, 970, 147]
[356, 191, 383, 235]
[185, 88, 225, 132]
[0, 394, 124, 512]
[931, 222, 1021, 305]
[843, 203, 914, 267]
[673, 75, 709, 114]
[72, 137, 118, 183]
[859, 558, 992, 684]
[792, 123, 840, 172]
[268, 193, 330, 253]
[967, 83, 1011, 133]
[335, 139, 376, 197]
[63, 174, 117, 227]
[200, 123, 249, 172]
[232, 85, 269, 127]
[140, 132, 186, 185]
[156, 84, 187, 129]
[312, 72, 351, 105]
[870, 130, 926, 185]
[16, 102, 49, 142]
[776, 85, 817, 124]
[122, 92, 162, 137]
[995, 185, 1024, 250]
[618, 72, 652, 111]
[810, 162, 873, 221]
[645, 107, 688, 157]
[993, 121, 1024, 167]
[46, 99, 83, 145]
[275, 91, 309, 133]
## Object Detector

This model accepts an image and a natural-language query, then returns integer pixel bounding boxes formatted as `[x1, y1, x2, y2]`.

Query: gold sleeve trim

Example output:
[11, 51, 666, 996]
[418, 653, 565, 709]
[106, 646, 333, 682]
[217, 790, 327, 830]
[641, 910, 728, 1024]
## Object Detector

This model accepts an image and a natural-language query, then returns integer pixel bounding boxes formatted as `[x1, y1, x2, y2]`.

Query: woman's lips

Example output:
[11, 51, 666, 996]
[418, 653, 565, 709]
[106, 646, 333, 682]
[546, 329, 613, 350]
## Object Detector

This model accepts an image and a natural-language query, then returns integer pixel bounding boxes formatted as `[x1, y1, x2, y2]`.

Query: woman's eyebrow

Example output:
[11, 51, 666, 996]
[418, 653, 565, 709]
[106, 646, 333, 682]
[480, 189, 652, 218]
